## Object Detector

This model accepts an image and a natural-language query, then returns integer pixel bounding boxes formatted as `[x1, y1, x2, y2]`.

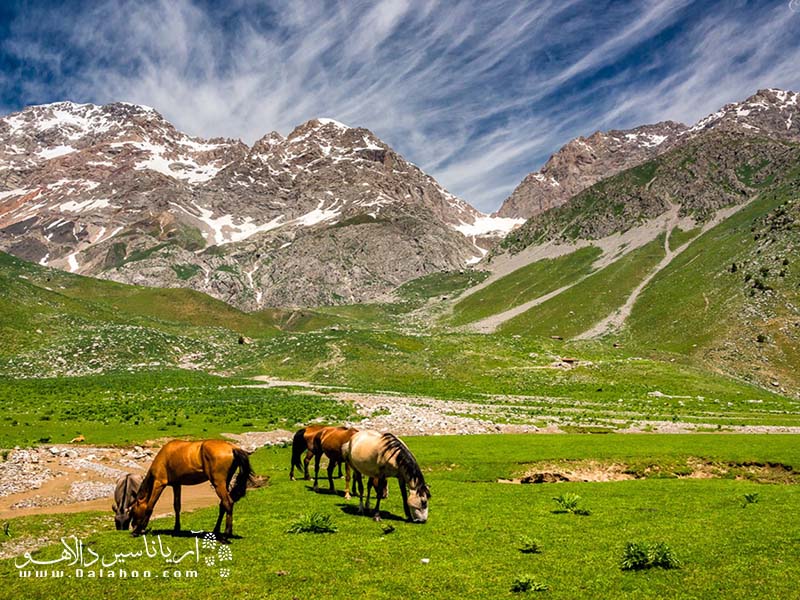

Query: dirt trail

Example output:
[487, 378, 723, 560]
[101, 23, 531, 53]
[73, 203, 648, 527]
[461, 208, 693, 333]
[0, 478, 220, 520]
[574, 200, 752, 340]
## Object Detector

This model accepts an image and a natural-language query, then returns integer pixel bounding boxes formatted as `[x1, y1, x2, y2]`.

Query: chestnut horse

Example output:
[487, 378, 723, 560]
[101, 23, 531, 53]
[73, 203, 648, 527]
[129, 440, 254, 539]
[289, 425, 342, 481]
[312, 426, 358, 499]
[343, 430, 430, 523]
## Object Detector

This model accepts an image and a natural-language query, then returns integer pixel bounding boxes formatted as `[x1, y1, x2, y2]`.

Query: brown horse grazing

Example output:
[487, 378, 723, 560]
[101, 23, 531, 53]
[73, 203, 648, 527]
[312, 426, 358, 499]
[343, 430, 430, 523]
[290, 425, 342, 481]
[112, 473, 142, 530]
[129, 440, 254, 539]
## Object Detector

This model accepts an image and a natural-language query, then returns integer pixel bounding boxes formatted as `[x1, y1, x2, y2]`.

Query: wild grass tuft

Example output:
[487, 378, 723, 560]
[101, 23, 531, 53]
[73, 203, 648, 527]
[510, 576, 548, 593]
[552, 493, 591, 516]
[285, 512, 338, 534]
[742, 492, 760, 507]
[518, 535, 542, 554]
[621, 541, 681, 570]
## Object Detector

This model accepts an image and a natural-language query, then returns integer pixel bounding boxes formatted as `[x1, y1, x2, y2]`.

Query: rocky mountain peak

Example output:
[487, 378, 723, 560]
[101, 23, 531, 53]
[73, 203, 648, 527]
[687, 88, 800, 139]
[496, 88, 800, 221]
[495, 120, 688, 219]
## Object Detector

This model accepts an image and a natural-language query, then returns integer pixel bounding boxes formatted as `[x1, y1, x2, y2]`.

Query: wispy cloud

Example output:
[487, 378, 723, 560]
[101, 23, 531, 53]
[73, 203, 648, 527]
[1, 0, 799, 211]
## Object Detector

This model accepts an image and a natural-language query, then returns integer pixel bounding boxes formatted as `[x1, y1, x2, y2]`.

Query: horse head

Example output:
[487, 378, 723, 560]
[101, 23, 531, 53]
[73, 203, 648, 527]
[113, 502, 133, 531]
[407, 483, 431, 523]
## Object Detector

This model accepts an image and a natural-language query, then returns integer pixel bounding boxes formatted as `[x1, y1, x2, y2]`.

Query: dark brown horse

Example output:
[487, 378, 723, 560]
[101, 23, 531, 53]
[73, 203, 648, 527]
[290, 425, 340, 481]
[112, 473, 142, 530]
[129, 440, 254, 539]
[312, 426, 358, 499]
[343, 430, 430, 522]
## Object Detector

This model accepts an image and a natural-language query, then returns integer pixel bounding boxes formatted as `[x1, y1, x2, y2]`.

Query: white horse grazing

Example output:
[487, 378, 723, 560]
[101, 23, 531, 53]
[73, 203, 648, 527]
[343, 430, 430, 523]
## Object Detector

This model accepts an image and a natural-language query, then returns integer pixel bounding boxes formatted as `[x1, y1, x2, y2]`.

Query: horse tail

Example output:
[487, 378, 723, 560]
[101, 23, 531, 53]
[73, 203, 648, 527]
[230, 448, 255, 502]
[291, 428, 308, 473]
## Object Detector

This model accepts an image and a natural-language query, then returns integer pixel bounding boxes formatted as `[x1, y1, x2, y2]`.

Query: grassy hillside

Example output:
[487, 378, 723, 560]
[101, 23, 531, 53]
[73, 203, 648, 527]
[0, 370, 354, 447]
[622, 182, 800, 389]
[447, 247, 601, 326]
[498, 236, 666, 338]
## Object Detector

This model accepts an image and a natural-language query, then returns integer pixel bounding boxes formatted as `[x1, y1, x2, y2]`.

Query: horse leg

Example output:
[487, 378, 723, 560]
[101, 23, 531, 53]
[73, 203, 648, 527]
[303, 449, 313, 480]
[372, 478, 383, 522]
[344, 462, 351, 500]
[354, 471, 364, 514]
[212, 482, 235, 539]
[313, 451, 322, 492]
[399, 479, 411, 520]
[172, 485, 182, 532]
[326, 459, 336, 493]
[337, 460, 343, 479]
[137, 481, 166, 534]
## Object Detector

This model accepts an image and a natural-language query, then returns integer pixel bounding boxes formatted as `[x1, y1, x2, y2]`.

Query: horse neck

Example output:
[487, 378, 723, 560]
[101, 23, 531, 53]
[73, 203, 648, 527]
[137, 470, 155, 503]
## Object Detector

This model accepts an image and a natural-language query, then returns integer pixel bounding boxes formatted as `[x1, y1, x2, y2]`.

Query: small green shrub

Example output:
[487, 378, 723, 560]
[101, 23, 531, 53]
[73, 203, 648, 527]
[621, 541, 681, 570]
[518, 536, 542, 554]
[552, 493, 591, 515]
[649, 542, 681, 569]
[510, 576, 548, 593]
[285, 512, 338, 534]
[742, 492, 760, 507]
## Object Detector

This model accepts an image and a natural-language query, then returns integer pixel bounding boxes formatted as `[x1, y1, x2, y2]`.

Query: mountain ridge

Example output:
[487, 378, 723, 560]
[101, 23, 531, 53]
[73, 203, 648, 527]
[0, 101, 521, 308]
[496, 88, 800, 221]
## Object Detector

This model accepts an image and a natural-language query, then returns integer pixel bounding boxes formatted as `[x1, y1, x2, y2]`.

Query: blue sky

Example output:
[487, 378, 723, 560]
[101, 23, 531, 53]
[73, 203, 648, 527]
[1, 0, 799, 212]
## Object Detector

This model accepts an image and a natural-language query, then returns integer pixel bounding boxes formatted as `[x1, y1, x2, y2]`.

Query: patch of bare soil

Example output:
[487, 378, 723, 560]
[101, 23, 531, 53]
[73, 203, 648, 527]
[499, 457, 798, 484]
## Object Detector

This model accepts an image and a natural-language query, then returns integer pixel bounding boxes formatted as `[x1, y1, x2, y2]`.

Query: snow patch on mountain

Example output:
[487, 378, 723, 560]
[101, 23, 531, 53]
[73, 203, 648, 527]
[38, 145, 78, 160]
[455, 215, 524, 237]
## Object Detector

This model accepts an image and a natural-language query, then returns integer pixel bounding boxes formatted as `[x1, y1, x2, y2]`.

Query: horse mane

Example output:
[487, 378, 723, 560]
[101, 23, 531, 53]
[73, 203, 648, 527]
[380, 433, 427, 492]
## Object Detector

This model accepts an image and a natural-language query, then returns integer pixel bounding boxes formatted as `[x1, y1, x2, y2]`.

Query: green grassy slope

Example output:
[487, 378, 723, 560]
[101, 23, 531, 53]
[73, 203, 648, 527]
[0, 252, 279, 337]
[622, 183, 800, 388]
[448, 247, 601, 326]
[498, 236, 666, 338]
[0, 370, 355, 447]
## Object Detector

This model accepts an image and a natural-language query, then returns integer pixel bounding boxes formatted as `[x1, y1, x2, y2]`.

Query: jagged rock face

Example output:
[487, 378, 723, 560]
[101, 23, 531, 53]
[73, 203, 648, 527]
[496, 88, 800, 220]
[0, 104, 520, 308]
[686, 88, 800, 140]
[495, 121, 688, 219]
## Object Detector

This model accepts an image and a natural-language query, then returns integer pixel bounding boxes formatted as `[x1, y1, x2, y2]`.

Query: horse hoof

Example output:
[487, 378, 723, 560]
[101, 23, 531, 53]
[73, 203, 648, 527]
[344, 493, 351, 500]
[373, 514, 382, 522]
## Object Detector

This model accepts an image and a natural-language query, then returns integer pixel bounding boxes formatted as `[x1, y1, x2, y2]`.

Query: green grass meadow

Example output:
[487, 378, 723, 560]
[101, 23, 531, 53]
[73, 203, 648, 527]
[2, 434, 799, 599]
